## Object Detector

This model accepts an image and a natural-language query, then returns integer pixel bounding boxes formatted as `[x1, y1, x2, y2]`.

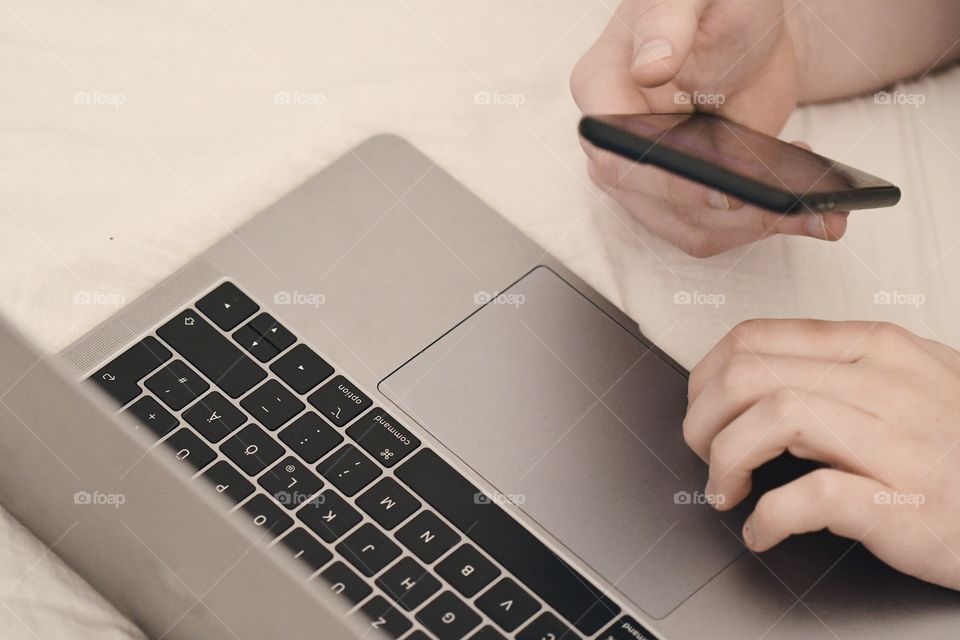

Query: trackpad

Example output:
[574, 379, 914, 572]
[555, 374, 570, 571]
[380, 267, 744, 619]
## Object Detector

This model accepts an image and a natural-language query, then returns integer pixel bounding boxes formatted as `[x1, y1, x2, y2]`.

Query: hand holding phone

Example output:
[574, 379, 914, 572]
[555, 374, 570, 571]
[570, 0, 856, 257]
[580, 113, 900, 214]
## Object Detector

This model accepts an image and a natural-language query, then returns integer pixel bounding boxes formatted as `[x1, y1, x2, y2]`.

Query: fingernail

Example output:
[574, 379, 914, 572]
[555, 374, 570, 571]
[803, 213, 828, 240]
[704, 480, 721, 509]
[707, 189, 730, 210]
[632, 38, 673, 69]
[743, 521, 755, 547]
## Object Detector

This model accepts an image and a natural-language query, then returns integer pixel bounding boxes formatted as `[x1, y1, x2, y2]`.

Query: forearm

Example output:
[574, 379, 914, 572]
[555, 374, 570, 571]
[787, 0, 960, 103]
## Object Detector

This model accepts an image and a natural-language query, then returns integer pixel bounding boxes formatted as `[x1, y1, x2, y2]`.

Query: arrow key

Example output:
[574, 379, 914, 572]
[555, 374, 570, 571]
[270, 344, 334, 394]
[234, 324, 281, 362]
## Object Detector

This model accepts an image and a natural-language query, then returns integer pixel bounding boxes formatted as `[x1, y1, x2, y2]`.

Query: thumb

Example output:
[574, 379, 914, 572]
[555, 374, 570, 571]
[628, 0, 706, 88]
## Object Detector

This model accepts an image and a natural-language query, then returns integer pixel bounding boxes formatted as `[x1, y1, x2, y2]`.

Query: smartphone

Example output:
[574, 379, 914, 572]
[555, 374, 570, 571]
[579, 113, 901, 213]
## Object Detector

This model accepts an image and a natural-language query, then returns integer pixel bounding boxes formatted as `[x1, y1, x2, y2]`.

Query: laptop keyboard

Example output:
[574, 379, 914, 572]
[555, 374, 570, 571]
[87, 280, 653, 640]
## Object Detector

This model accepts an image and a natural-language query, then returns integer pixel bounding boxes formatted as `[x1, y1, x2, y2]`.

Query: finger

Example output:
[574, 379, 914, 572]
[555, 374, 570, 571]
[570, 2, 651, 114]
[744, 468, 888, 552]
[689, 320, 892, 400]
[627, 0, 708, 88]
[684, 354, 874, 460]
[706, 391, 883, 509]
[598, 181, 752, 258]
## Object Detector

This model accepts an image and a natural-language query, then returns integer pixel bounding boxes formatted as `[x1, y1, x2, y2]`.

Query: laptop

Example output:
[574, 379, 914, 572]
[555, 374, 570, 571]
[1, 135, 957, 640]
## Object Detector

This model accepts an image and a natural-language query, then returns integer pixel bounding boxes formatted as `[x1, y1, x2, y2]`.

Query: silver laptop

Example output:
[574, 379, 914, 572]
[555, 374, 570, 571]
[1, 135, 957, 640]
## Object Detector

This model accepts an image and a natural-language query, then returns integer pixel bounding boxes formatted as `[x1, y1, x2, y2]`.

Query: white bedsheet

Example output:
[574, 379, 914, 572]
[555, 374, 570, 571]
[1, 1, 958, 637]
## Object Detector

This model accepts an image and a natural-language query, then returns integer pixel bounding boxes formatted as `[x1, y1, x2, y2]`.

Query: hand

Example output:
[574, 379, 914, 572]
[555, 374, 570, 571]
[684, 319, 960, 590]
[570, 0, 849, 257]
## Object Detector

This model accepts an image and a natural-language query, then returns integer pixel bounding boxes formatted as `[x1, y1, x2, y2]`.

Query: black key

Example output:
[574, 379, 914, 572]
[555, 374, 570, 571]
[317, 561, 371, 605]
[298, 489, 361, 542]
[247, 313, 296, 351]
[307, 375, 371, 426]
[240, 494, 293, 538]
[196, 281, 258, 331]
[396, 450, 619, 635]
[598, 617, 656, 640]
[469, 627, 507, 640]
[395, 511, 459, 564]
[346, 409, 419, 468]
[240, 379, 304, 431]
[437, 544, 500, 598]
[476, 578, 540, 632]
[336, 523, 401, 577]
[124, 395, 178, 439]
[157, 310, 265, 398]
[518, 613, 579, 640]
[376, 557, 441, 611]
[89, 336, 171, 406]
[220, 424, 284, 476]
[233, 324, 281, 363]
[162, 428, 216, 473]
[417, 591, 482, 640]
[316, 444, 381, 496]
[144, 360, 209, 411]
[279, 412, 342, 464]
[271, 344, 334, 395]
[278, 527, 333, 573]
[356, 477, 420, 530]
[407, 633, 431, 640]
[200, 460, 254, 505]
[258, 456, 323, 510]
[354, 596, 412, 639]
[183, 391, 246, 442]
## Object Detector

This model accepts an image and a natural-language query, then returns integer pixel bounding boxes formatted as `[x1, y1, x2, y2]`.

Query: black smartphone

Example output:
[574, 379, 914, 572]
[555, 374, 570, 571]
[579, 113, 901, 213]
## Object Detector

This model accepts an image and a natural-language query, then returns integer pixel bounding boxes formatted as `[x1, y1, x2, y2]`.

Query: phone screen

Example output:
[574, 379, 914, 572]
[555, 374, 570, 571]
[588, 113, 891, 196]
